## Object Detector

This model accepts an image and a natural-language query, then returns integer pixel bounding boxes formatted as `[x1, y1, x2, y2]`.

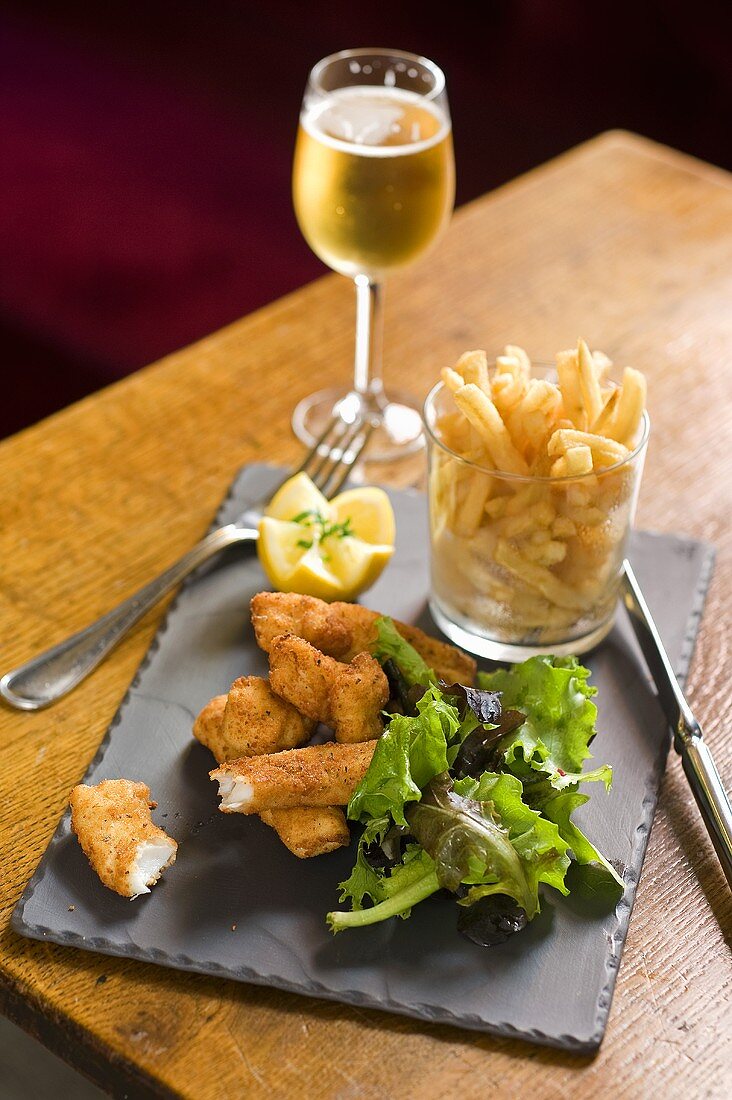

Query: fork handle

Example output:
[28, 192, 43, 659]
[0, 524, 258, 711]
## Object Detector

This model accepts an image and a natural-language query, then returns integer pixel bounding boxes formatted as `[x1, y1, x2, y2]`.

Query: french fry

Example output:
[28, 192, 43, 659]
[504, 483, 544, 515]
[608, 367, 647, 445]
[436, 410, 471, 453]
[452, 470, 493, 537]
[556, 349, 586, 428]
[494, 540, 587, 611]
[495, 354, 524, 380]
[494, 500, 553, 539]
[485, 495, 509, 519]
[504, 344, 531, 378]
[454, 383, 530, 476]
[550, 443, 593, 478]
[552, 515, 577, 538]
[576, 339, 604, 426]
[548, 428, 628, 468]
[520, 540, 567, 567]
[591, 387, 619, 434]
[441, 366, 465, 393]
[506, 379, 563, 459]
[455, 349, 490, 394]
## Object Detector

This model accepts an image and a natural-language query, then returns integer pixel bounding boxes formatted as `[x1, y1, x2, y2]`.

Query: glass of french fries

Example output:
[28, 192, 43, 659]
[423, 342, 650, 659]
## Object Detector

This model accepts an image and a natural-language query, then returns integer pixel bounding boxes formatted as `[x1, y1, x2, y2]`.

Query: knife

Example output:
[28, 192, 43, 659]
[621, 559, 732, 889]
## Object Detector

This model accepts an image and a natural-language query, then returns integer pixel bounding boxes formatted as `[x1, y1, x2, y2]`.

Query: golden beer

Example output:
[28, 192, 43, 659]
[293, 87, 455, 278]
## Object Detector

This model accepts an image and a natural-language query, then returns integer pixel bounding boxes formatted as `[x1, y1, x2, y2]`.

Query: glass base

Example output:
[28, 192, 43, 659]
[292, 386, 425, 463]
[429, 596, 616, 663]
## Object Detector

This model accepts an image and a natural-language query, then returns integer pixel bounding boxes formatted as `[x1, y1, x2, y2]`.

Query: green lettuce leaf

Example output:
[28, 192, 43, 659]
[408, 773, 569, 917]
[328, 844, 439, 933]
[346, 718, 420, 826]
[335, 816, 390, 911]
[451, 772, 571, 904]
[539, 790, 624, 892]
[478, 656, 609, 789]
[371, 616, 434, 687]
[347, 686, 461, 826]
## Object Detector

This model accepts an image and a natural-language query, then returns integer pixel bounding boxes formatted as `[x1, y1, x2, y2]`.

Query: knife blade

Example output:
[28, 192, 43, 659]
[620, 559, 732, 889]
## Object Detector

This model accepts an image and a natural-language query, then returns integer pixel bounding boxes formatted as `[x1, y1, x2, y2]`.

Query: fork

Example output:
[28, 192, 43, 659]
[0, 414, 376, 711]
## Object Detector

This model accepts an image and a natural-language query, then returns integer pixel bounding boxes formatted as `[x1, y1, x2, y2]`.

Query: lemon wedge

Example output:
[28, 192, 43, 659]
[257, 473, 395, 601]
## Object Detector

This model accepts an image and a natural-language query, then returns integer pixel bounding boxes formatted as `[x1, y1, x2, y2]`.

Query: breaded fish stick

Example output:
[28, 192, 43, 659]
[259, 807, 350, 858]
[225, 676, 315, 754]
[211, 740, 376, 814]
[192, 694, 227, 755]
[70, 779, 177, 898]
[251, 591, 476, 684]
[268, 634, 388, 743]
[193, 690, 349, 858]
[251, 591, 352, 658]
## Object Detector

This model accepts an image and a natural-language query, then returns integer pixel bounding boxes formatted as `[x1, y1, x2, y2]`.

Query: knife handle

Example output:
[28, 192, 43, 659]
[677, 730, 732, 889]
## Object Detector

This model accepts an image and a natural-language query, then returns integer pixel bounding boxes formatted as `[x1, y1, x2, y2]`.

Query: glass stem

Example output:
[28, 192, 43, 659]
[353, 275, 385, 409]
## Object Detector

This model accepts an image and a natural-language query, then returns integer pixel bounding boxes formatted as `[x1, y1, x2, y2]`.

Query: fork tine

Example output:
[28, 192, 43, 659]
[259, 407, 373, 519]
[291, 413, 342, 478]
[301, 413, 357, 489]
[311, 417, 366, 497]
[319, 419, 376, 498]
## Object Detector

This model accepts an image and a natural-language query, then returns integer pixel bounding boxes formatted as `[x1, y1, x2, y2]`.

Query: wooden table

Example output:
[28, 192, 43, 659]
[1, 131, 730, 1099]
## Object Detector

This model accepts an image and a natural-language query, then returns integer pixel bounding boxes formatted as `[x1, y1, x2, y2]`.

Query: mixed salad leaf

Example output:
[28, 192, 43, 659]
[326, 618, 624, 943]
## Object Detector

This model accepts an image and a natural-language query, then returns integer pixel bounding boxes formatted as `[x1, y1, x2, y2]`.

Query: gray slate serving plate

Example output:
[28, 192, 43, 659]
[12, 465, 714, 1053]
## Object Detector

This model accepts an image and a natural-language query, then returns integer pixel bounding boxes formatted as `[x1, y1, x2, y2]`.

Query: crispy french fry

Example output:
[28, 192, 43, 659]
[452, 470, 493, 537]
[552, 515, 577, 538]
[494, 540, 587, 611]
[441, 366, 465, 393]
[484, 495, 509, 519]
[556, 349, 586, 428]
[504, 483, 543, 515]
[454, 383, 529, 476]
[520, 540, 567, 566]
[591, 387, 619, 434]
[548, 428, 628, 468]
[491, 372, 527, 418]
[504, 344, 531, 378]
[608, 367, 647, 445]
[577, 339, 604, 426]
[436, 410, 472, 453]
[506, 379, 563, 458]
[550, 443, 594, 478]
[456, 349, 490, 393]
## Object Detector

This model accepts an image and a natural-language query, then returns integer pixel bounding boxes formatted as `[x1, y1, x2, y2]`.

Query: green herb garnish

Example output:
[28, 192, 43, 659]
[291, 510, 355, 551]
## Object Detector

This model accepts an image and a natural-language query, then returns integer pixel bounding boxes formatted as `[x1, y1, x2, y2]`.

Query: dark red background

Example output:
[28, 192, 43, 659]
[1, 0, 730, 438]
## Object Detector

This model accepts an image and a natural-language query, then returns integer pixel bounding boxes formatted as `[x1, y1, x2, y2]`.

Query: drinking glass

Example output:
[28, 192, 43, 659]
[424, 378, 650, 660]
[292, 48, 455, 461]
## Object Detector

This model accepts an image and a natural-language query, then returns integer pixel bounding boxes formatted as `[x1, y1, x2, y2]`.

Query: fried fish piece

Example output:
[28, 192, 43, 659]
[225, 676, 315, 755]
[69, 779, 177, 898]
[251, 591, 476, 684]
[211, 740, 376, 814]
[194, 688, 349, 858]
[268, 633, 388, 743]
[251, 591, 352, 658]
[259, 807, 350, 859]
[192, 694, 228, 755]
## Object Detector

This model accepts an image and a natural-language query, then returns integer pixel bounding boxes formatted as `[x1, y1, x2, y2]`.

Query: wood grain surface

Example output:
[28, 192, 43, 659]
[0, 131, 730, 1099]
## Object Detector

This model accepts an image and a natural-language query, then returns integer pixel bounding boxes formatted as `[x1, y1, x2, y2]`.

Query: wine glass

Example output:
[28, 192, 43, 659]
[292, 48, 455, 461]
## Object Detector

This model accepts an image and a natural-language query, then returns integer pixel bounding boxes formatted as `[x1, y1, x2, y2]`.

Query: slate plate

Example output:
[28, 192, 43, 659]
[12, 464, 715, 1053]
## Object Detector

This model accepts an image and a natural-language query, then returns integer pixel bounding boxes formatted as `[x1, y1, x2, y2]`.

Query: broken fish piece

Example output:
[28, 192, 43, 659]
[69, 779, 177, 899]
